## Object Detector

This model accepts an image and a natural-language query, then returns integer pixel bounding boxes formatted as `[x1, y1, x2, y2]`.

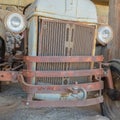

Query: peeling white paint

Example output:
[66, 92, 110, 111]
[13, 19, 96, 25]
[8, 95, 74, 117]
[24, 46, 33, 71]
[25, 0, 97, 23]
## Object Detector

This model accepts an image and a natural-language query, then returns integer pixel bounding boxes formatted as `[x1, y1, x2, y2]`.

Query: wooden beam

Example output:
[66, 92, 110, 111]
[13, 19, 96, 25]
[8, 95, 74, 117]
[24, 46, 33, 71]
[107, 0, 120, 60]
[92, 0, 109, 5]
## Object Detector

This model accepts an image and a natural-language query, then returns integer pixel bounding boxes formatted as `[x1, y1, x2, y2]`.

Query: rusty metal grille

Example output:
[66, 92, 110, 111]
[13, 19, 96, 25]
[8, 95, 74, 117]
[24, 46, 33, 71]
[37, 19, 96, 85]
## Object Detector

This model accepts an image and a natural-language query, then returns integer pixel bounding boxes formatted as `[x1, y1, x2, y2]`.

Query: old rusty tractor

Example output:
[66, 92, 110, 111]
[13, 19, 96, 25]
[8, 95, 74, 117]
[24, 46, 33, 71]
[0, 0, 120, 119]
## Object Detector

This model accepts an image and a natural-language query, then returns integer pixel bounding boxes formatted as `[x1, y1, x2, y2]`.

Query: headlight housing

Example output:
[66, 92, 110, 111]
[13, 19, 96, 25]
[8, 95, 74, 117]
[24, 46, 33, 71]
[4, 12, 26, 34]
[97, 26, 113, 45]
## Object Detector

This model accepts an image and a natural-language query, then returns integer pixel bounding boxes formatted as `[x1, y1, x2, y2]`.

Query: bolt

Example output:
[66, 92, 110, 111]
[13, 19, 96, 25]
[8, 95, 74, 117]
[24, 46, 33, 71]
[104, 71, 107, 75]
[26, 102, 29, 106]
[0, 75, 4, 77]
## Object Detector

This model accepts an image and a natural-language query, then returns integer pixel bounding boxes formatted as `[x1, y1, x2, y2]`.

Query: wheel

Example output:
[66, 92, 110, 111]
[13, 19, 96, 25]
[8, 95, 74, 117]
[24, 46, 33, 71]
[102, 59, 120, 120]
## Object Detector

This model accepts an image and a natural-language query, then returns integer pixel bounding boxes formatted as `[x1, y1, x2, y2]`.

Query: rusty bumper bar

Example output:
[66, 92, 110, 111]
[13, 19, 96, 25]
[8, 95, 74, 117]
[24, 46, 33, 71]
[24, 56, 104, 63]
[22, 55, 104, 107]
[18, 74, 104, 107]
[18, 74, 104, 94]
[0, 56, 105, 107]
[24, 96, 104, 108]
[23, 69, 103, 78]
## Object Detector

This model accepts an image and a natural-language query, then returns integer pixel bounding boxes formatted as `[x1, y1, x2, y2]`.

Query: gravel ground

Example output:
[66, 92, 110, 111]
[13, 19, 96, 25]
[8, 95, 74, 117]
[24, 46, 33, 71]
[0, 83, 109, 120]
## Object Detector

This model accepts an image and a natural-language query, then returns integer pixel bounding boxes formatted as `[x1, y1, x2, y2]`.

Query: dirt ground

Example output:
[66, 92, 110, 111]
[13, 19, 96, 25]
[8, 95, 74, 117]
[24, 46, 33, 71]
[0, 83, 109, 120]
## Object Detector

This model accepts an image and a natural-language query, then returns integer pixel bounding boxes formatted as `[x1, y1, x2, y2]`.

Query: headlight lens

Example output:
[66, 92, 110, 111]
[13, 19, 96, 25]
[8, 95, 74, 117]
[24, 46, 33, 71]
[4, 13, 26, 33]
[11, 16, 21, 27]
[97, 26, 113, 45]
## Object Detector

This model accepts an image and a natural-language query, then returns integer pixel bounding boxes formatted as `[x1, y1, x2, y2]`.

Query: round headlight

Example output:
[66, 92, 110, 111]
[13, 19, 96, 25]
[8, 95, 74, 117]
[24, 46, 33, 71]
[97, 26, 113, 45]
[4, 13, 26, 33]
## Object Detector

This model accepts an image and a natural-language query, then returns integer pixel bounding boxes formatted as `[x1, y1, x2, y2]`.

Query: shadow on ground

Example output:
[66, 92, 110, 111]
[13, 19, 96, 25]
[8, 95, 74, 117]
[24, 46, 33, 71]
[0, 83, 109, 120]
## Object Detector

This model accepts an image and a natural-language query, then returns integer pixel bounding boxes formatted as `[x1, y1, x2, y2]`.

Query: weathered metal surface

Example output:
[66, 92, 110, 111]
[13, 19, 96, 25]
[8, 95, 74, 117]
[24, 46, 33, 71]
[0, 0, 115, 109]
[25, 0, 97, 23]
[23, 96, 104, 107]
[18, 74, 104, 93]
[23, 69, 103, 78]
[24, 56, 104, 63]
[19, 74, 104, 107]
[0, 0, 109, 7]
[35, 19, 97, 85]
[22, 16, 104, 106]
[27, 17, 38, 57]
[34, 93, 87, 101]
[0, 0, 106, 107]
[22, 53, 104, 106]
[0, 71, 18, 82]
[38, 19, 96, 56]
[27, 16, 38, 84]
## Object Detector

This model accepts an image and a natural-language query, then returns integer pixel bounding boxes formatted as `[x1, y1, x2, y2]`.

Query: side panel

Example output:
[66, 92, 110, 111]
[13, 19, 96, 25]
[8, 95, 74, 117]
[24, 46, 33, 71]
[28, 16, 38, 56]
[27, 16, 38, 84]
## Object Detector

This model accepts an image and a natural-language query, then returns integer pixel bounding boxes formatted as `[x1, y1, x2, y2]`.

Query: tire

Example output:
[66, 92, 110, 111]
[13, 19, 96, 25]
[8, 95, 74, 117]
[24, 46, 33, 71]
[102, 59, 120, 120]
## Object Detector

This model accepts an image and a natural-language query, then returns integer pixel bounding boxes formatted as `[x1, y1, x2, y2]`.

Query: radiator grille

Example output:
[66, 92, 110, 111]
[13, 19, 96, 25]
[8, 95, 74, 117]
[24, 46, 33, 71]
[37, 19, 96, 85]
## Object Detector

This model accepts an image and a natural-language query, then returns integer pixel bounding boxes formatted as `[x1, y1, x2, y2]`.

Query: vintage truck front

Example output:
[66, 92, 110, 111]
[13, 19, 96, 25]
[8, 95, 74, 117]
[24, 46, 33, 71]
[18, 0, 113, 107]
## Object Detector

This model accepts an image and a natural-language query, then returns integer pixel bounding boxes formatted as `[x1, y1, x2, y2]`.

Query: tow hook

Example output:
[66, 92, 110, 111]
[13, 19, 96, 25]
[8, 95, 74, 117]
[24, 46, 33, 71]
[69, 85, 87, 100]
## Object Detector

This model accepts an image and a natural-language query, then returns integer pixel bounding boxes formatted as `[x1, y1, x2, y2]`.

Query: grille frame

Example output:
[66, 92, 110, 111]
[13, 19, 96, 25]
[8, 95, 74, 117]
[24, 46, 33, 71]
[36, 18, 97, 85]
[21, 18, 104, 106]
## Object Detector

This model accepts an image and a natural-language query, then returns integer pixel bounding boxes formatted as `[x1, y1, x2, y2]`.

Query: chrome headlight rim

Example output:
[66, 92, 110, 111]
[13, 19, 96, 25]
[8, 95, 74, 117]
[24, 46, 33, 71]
[4, 12, 26, 34]
[97, 25, 113, 46]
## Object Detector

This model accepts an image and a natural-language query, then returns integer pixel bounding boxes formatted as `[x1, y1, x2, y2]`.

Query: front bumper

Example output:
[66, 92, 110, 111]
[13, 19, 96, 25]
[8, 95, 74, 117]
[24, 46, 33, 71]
[0, 55, 105, 107]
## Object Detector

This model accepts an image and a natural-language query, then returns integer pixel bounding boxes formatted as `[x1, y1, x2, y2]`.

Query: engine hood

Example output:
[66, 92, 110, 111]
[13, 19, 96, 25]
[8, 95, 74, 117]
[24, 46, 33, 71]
[25, 0, 98, 23]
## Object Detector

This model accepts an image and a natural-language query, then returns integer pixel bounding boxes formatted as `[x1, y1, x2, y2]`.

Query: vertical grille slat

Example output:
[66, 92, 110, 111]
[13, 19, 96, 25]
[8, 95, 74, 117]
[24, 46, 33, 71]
[37, 19, 96, 85]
